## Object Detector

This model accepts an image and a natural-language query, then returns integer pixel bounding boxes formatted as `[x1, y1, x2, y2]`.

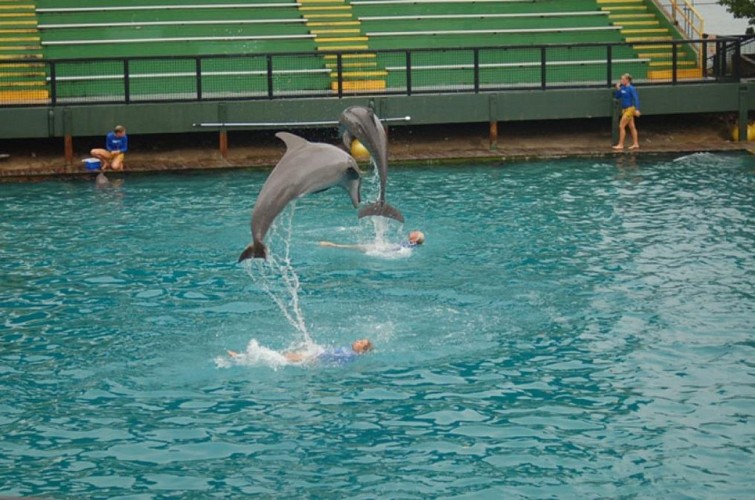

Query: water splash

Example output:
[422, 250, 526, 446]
[363, 216, 412, 259]
[241, 202, 311, 344]
[356, 161, 409, 257]
[214, 339, 289, 369]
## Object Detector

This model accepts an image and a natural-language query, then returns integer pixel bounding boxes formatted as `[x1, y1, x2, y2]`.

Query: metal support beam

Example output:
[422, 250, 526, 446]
[489, 121, 498, 151]
[489, 94, 498, 150]
[739, 84, 749, 142]
[218, 103, 228, 158]
[64, 135, 73, 165]
[63, 108, 73, 165]
[219, 131, 228, 158]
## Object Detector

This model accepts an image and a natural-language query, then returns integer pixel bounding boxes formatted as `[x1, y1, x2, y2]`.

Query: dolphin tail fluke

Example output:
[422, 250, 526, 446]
[358, 201, 405, 223]
[238, 242, 267, 262]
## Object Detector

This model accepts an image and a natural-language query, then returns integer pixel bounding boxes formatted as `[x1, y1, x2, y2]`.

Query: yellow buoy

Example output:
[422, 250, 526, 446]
[350, 139, 371, 161]
[730, 123, 755, 141]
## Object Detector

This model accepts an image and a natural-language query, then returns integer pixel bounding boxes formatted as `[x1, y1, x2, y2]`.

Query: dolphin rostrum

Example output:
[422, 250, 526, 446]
[339, 106, 404, 223]
[238, 132, 362, 261]
[94, 172, 111, 189]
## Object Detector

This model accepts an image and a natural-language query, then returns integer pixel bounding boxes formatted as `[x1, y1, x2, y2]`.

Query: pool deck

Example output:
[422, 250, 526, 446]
[0, 115, 751, 179]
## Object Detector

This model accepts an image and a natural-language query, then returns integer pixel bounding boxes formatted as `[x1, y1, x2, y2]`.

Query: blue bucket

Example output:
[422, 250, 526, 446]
[83, 158, 101, 171]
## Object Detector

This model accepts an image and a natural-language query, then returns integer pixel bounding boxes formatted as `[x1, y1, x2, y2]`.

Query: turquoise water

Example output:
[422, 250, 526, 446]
[1, 153, 753, 498]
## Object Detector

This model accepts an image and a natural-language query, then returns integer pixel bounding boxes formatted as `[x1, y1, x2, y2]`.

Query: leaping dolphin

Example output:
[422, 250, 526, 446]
[238, 131, 362, 261]
[339, 106, 404, 223]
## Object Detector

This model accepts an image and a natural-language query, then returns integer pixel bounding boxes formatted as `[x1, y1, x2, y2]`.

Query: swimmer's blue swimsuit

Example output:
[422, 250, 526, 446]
[316, 347, 357, 365]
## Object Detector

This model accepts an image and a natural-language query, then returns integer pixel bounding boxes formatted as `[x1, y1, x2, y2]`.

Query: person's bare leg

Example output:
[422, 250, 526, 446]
[613, 117, 628, 150]
[111, 154, 124, 171]
[628, 118, 639, 149]
[90, 148, 111, 170]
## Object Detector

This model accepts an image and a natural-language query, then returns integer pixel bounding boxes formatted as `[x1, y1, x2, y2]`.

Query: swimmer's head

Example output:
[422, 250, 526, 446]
[352, 338, 373, 354]
[408, 231, 425, 246]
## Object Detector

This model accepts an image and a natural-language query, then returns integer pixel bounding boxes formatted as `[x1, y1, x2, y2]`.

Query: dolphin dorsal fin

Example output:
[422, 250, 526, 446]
[275, 132, 310, 153]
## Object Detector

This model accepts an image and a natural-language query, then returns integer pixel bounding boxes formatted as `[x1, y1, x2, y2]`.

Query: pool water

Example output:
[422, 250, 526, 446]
[1, 153, 753, 498]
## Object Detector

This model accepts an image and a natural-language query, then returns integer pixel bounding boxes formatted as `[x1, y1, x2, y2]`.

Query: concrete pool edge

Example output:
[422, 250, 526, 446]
[1, 116, 752, 180]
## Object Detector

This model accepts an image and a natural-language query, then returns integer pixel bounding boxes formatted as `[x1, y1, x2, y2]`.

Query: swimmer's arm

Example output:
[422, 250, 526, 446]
[283, 351, 306, 363]
[230, 349, 307, 363]
[318, 241, 368, 252]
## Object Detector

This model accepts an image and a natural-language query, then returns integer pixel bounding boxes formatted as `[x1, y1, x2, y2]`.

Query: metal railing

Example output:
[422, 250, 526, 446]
[706, 34, 755, 77]
[654, 0, 705, 39]
[0, 38, 741, 108]
[653, 0, 706, 69]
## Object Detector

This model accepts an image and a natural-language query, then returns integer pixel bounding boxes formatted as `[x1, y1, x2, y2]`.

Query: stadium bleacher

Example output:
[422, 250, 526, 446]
[598, 0, 701, 79]
[350, 0, 646, 89]
[0, 0, 702, 103]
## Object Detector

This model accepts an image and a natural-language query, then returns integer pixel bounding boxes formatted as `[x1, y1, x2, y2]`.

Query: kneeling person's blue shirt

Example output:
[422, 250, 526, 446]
[106, 132, 128, 153]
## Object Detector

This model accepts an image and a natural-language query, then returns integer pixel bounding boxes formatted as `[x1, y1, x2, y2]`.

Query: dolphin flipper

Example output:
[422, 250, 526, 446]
[358, 201, 404, 223]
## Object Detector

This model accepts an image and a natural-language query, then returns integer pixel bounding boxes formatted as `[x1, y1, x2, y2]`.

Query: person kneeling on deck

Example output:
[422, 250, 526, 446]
[91, 125, 128, 171]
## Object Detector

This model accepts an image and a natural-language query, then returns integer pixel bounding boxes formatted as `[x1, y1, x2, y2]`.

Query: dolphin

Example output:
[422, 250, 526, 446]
[94, 172, 111, 188]
[238, 131, 362, 261]
[339, 106, 404, 223]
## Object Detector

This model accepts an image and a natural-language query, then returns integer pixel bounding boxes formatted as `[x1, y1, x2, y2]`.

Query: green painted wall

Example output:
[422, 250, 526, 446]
[0, 83, 749, 140]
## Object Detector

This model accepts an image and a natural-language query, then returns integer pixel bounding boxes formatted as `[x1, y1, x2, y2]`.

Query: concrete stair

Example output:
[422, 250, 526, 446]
[0, 0, 47, 101]
[597, 0, 702, 80]
[298, 0, 385, 91]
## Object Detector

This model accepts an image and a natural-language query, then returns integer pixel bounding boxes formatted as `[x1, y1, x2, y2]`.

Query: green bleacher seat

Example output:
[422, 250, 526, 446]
[28, 0, 659, 101]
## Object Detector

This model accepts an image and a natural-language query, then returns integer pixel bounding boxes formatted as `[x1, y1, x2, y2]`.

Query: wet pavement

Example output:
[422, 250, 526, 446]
[0, 115, 750, 180]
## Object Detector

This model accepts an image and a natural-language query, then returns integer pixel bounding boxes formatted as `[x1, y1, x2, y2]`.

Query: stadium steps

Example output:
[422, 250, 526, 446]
[0, 0, 47, 101]
[598, 0, 701, 80]
[299, 0, 385, 91]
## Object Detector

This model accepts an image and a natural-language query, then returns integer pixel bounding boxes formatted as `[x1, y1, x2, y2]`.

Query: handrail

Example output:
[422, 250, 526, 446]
[653, 0, 705, 39]
[36, 3, 299, 13]
[0, 38, 741, 108]
[706, 34, 755, 76]
[39, 19, 308, 30]
[653, 1, 705, 71]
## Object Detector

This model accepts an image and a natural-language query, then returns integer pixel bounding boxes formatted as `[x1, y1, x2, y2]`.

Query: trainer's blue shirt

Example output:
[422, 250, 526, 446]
[615, 84, 640, 110]
[316, 346, 357, 365]
[106, 132, 128, 153]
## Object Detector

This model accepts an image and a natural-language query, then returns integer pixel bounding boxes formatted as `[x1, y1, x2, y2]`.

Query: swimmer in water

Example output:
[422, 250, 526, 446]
[227, 338, 373, 365]
[319, 230, 425, 252]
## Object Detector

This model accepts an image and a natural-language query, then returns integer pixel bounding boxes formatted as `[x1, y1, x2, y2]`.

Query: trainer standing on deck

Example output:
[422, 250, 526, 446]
[612, 74, 641, 151]
[91, 125, 128, 171]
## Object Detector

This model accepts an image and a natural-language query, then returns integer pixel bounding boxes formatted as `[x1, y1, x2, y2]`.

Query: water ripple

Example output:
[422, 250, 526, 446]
[0, 157, 753, 497]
